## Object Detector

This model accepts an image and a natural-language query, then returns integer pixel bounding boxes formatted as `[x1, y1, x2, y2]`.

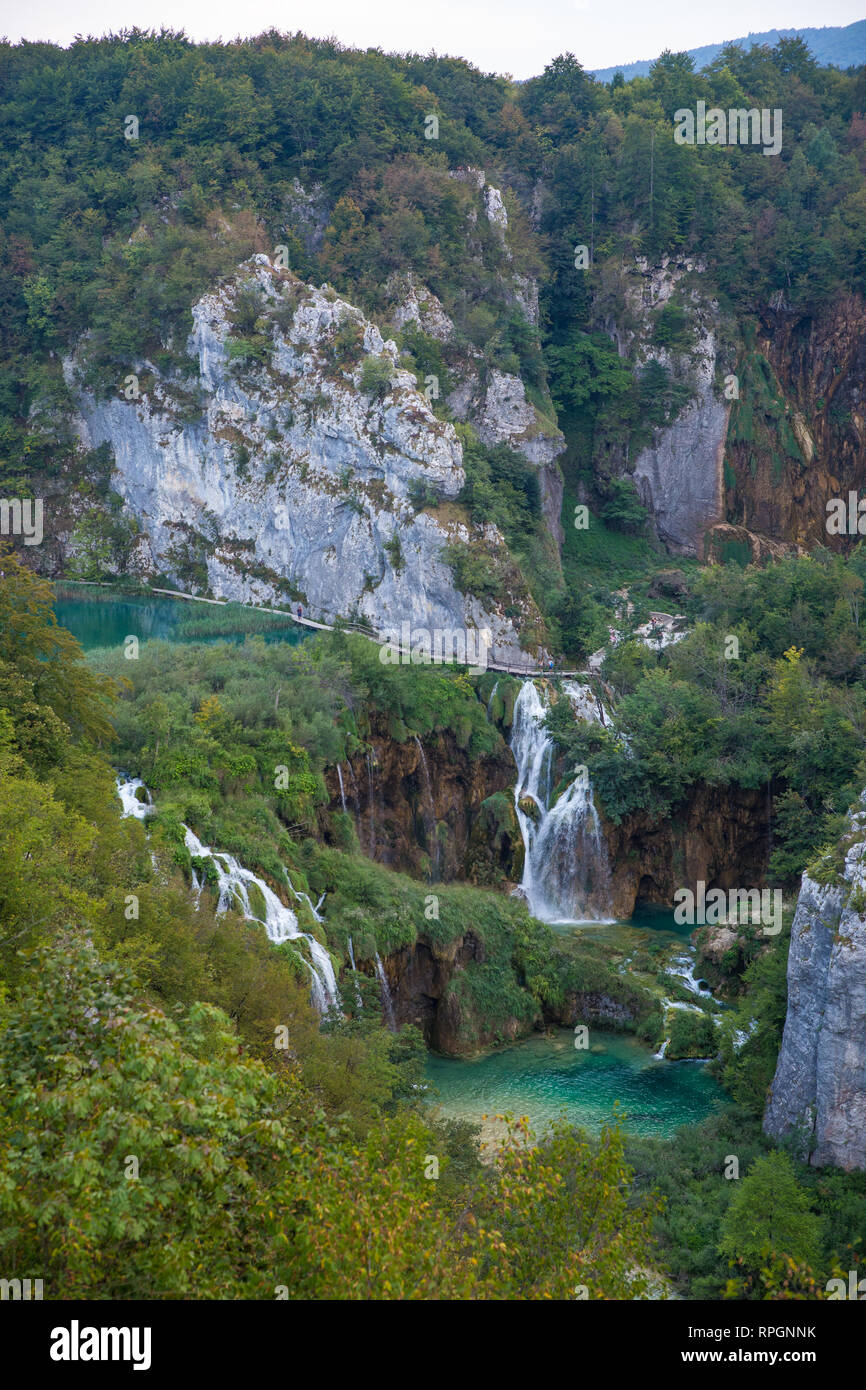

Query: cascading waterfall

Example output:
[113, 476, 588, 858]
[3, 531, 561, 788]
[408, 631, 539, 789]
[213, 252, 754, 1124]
[374, 949, 396, 1031]
[413, 736, 440, 878]
[653, 996, 712, 1063]
[116, 776, 154, 820]
[347, 936, 364, 1011]
[337, 763, 348, 814]
[118, 775, 339, 1014]
[182, 825, 340, 1014]
[511, 681, 614, 923]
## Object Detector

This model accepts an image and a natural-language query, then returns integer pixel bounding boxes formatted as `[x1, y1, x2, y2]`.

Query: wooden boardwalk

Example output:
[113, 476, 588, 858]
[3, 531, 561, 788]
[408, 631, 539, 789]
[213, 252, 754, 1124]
[67, 580, 587, 679]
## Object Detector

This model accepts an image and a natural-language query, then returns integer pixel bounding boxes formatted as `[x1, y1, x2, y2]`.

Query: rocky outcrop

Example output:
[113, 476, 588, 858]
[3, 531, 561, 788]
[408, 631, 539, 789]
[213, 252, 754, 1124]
[67, 254, 537, 665]
[385, 171, 566, 557]
[382, 931, 532, 1054]
[323, 716, 517, 882]
[725, 294, 866, 550]
[764, 795, 866, 1170]
[628, 257, 730, 557]
[602, 783, 771, 920]
[704, 523, 798, 566]
[375, 934, 644, 1055]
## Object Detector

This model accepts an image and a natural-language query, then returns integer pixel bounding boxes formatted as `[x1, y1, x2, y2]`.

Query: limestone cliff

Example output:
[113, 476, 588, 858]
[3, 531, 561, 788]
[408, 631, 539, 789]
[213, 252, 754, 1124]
[66, 254, 540, 665]
[724, 294, 866, 551]
[763, 795, 866, 1170]
[382, 171, 566, 554]
[626, 256, 730, 558]
[322, 714, 519, 883]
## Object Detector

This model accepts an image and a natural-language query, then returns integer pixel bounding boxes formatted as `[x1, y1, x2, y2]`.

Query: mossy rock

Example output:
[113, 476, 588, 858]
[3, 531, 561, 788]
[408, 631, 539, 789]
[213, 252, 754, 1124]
[518, 794, 540, 823]
[465, 792, 524, 886]
[665, 1009, 718, 1060]
[389, 715, 410, 743]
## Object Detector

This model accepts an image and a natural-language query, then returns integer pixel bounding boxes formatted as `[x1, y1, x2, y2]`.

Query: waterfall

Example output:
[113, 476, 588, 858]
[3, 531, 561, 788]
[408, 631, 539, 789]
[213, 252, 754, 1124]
[654, 996, 714, 1062]
[374, 949, 396, 1031]
[116, 777, 154, 820]
[117, 778, 338, 1014]
[413, 736, 440, 878]
[510, 681, 614, 923]
[345, 760, 362, 834]
[668, 955, 711, 995]
[347, 936, 364, 1011]
[337, 763, 348, 814]
[182, 824, 340, 1015]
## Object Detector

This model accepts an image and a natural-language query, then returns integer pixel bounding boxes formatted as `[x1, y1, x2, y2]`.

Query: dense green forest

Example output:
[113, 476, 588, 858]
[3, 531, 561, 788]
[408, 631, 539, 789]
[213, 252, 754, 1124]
[2, 27, 865, 615]
[3, 29, 866, 1304]
[1, 548, 864, 1299]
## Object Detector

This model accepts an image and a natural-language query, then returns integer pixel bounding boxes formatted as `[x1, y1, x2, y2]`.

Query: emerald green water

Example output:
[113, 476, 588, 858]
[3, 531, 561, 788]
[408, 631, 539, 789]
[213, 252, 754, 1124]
[425, 1030, 724, 1140]
[52, 586, 310, 652]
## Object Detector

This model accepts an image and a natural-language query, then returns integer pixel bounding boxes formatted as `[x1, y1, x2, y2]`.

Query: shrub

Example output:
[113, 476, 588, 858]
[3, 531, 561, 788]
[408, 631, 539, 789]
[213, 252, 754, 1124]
[360, 355, 394, 399]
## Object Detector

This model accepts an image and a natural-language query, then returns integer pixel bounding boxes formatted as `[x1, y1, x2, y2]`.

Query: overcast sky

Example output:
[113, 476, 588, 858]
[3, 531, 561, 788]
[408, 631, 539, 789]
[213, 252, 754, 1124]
[7, 1, 865, 78]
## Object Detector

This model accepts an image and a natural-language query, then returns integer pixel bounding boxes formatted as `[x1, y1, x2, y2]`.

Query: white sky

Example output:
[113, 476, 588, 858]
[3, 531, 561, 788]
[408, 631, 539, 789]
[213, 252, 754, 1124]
[5, 1, 865, 78]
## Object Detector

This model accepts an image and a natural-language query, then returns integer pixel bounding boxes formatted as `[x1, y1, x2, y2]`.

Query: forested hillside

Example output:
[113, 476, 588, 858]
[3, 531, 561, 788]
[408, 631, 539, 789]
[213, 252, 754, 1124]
[3, 29, 866, 1309]
[3, 29, 866, 636]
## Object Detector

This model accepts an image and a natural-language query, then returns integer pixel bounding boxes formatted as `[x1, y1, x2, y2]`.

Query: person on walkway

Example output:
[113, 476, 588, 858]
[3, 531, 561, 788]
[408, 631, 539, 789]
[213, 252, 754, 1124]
[297, 605, 303, 620]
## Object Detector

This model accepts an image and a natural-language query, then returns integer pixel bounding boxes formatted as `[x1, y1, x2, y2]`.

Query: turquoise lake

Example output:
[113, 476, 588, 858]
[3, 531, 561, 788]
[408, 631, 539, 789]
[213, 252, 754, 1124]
[425, 1029, 724, 1141]
[52, 585, 311, 652]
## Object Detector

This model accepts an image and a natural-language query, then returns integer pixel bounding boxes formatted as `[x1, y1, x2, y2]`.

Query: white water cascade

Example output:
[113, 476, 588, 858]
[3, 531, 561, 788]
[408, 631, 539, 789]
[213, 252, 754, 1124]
[337, 763, 348, 814]
[116, 776, 154, 820]
[347, 936, 364, 1011]
[182, 825, 340, 1014]
[374, 949, 396, 1030]
[511, 681, 614, 923]
[118, 779, 337, 1015]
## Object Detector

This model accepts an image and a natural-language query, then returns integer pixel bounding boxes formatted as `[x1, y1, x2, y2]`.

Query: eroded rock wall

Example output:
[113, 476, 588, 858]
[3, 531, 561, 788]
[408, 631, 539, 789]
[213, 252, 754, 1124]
[67, 254, 537, 665]
[764, 795, 866, 1170]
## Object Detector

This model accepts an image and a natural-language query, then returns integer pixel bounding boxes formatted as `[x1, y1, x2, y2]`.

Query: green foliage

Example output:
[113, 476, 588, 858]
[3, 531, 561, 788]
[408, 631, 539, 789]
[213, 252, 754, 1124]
[651, 298, 694, 353]
[599, 476, 648, 534]
[359, 354, 394, 399]
[719, 1152, 822, 1273]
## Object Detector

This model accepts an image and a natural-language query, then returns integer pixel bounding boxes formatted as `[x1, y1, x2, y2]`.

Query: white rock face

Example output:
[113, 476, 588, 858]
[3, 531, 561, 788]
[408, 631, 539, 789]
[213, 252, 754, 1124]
[764, 794, 866, 1170]
[484, 185, 508, 233]
[386, 272, 455, 343]
[67, 255, 531, 663]
[627, 258, 730, 558]
[475, 370, 564, 469]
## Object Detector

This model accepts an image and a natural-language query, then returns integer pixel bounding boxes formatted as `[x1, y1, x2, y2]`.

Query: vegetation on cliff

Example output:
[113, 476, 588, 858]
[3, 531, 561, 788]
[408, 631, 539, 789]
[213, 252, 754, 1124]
[0, 547, 665, 1298]
[544, 547, 866, 883]
[3, 31, 865, 645]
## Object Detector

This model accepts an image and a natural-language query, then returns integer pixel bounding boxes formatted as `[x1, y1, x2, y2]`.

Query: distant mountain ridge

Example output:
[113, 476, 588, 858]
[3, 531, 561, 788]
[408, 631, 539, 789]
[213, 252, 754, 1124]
[591, 18, 866, 82]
